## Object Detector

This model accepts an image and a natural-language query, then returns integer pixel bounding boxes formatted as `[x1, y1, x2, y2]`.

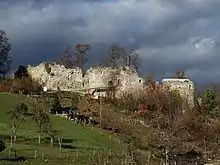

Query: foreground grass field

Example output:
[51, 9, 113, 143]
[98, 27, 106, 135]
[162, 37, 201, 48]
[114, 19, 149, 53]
[0, 93, 124, 165]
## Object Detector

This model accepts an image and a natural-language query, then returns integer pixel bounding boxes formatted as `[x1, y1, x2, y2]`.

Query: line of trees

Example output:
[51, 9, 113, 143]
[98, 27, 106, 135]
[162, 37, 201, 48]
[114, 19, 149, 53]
[57, 44, 91, 71]
[57, 43, 141, 73]
[7, 98, 63, 156]
[107, 44, 140, 72]
[0, 28, 142, 80]
[0, 28, 190, 80]
[0, 27, 194, 83]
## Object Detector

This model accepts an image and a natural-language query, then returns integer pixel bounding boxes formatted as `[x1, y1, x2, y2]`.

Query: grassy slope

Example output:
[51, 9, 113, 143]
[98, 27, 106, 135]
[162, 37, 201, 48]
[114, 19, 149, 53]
[0, 93, 123, 165]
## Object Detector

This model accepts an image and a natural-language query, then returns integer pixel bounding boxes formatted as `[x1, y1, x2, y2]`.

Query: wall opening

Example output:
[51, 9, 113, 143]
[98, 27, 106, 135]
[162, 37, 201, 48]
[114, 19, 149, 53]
[108, 81, 113, 87]
[139, 79, 141, 83]
[82, 72, 86, 77]
[189, 85, 191, 89]
[117, 79, 120, 85]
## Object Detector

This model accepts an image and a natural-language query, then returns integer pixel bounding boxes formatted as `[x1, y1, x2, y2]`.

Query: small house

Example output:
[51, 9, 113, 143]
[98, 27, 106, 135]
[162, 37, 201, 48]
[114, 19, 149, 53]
[169, 149, 204, 165]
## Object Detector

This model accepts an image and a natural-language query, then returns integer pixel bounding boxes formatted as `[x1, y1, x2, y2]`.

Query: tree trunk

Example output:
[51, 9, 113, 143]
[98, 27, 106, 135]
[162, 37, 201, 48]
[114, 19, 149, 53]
[58, 136, 62, 157]
[13, 134, 16, 143]
[12, 125, 16, 142]
[8, 135, 13, 157]
[50, 137, 54, 147]
[38, 134, 41, 144]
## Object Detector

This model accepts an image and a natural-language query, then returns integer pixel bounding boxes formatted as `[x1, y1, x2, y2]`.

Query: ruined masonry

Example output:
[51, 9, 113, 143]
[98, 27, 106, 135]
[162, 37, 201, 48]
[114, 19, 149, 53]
[27, 62, 195, 107]
[162, 78, 195, 109]
[27, 62, 144, 98]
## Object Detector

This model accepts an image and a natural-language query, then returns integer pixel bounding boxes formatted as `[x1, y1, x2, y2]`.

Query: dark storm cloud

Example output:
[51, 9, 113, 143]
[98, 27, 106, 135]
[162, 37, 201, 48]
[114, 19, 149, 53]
[0, 0, 220, 84]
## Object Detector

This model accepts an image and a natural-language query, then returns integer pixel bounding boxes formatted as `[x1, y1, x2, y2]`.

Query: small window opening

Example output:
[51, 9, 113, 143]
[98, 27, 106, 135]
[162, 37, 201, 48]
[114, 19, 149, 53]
[117, 79, 120, 85]
[108, 81, 113, 87]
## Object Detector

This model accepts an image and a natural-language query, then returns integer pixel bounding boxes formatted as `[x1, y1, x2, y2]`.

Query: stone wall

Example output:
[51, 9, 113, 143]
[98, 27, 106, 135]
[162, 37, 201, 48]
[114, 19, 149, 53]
[27, 62, 83, 91]
[27, 62, 195, 107]
[84, 66, 144, 97]
[161, 78, 195, 110]
[27, 62, 144, 98]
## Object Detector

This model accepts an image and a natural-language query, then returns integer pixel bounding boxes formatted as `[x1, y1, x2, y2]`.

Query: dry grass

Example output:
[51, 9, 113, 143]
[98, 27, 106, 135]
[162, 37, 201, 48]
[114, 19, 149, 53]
[84, 85, 220, 164]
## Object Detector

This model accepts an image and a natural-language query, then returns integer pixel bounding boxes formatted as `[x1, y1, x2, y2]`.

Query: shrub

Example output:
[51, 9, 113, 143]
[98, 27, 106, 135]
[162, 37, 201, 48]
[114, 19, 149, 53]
[201, 88, 220, 117]
[0, 137, 6, 152]
[0, 77, 13, 92]
[77, 96, 100, 117]
[11, 76, 42, 94]
[112, 92, 142, 113]
[51, 94, 62, 114]
[101, 86, 206, 163]
[113, 86, 184, 119]
[89, 84, 220, 163]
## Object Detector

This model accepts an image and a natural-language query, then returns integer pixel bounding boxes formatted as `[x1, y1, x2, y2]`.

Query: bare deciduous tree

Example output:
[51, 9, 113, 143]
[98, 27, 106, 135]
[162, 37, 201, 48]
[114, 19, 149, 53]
[108, 44, 127, 67]
[57, 45, 75, 68]
[57, 44, 91, 71]
[173, 71, 187, 79]
[107, 44, 140, 72]
[75, 44, 91, 70]
[128, 49, 140, 73]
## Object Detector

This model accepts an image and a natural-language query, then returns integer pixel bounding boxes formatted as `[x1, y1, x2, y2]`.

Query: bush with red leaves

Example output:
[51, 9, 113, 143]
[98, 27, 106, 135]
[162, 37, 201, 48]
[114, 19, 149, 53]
[137, 104, 147, 115]
[0, 78, 13, 92]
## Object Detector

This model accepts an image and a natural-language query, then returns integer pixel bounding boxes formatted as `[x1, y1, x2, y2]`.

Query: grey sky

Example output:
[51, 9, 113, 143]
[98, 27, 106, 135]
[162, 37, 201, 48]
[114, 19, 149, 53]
[0, 0, 220, 84]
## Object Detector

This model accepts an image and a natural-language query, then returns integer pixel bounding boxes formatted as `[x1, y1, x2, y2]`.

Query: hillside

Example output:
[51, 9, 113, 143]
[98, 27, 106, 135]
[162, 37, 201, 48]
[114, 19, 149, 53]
[0, 93, 124, 165]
